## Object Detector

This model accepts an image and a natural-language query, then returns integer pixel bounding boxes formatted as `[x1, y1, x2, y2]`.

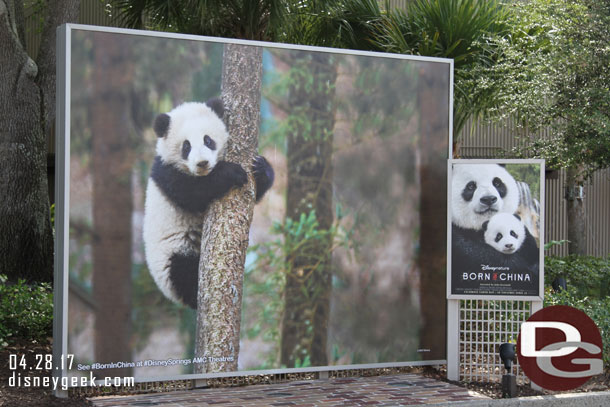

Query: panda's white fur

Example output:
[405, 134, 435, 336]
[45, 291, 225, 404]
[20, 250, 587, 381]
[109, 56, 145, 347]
[144, 181, 198, 304]
[451, 164, 519, 230]
[483, 213, 525, 254]
[143, 102, 230, 306]
[143, 99, 274, 308]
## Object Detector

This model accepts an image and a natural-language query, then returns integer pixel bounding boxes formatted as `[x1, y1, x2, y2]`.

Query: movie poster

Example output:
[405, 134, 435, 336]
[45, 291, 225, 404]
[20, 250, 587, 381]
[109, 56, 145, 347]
[54, 25, 452, 383]
[447, 160, 544, 299]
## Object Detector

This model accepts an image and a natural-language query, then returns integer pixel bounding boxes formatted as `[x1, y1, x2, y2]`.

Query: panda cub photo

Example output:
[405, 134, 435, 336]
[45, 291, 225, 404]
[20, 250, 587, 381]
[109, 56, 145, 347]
[482, 213, 538, 274]
[143, 98, 274, 309]
[451, 163, 540, 293]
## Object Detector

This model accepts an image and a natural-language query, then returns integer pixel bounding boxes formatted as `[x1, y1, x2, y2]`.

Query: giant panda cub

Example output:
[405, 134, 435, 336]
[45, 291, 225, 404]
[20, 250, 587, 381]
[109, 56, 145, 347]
[482, 213, 538, 275]
[143, 98, 274, 309]
[483, 213, 527, 255]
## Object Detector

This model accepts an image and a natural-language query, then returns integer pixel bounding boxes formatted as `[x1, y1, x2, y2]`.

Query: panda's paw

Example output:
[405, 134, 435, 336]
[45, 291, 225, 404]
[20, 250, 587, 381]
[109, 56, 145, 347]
[252, 155, 274, 202]
[215, 161, 248, 188]
[252, 155, 270, 175]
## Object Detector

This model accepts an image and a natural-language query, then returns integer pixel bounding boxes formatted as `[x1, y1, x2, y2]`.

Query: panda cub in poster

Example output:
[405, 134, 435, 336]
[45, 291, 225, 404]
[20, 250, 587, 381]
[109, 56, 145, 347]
[483, 213, 528, 255]
[482, 213, 538, 274]
[143, 98, 274, 309]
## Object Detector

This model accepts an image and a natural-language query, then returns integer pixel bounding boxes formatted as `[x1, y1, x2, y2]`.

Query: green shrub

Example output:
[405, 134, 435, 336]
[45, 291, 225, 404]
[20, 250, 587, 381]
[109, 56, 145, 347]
[0, 275, 53, 347]
[544, 287, 610, 366]
[544, 255, 609, 365]
[545, 255, 610, 299]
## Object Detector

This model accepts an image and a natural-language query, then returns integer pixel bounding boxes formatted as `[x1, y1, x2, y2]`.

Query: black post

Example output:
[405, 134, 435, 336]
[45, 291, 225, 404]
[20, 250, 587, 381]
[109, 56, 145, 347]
[499, 343, 518, 398]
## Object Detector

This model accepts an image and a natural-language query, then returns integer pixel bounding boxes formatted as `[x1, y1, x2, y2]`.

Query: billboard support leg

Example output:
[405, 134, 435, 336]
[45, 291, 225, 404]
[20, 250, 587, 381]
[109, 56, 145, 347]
[447, 299, 460, 381]
[528, 301, 544, 391]
[54, 388, 69, 398]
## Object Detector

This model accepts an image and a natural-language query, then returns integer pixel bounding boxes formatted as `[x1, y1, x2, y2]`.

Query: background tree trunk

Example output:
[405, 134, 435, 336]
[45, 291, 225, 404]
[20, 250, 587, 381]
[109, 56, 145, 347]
[194, 44, 262, 373]
[280, 52, 337, 368]
[0, 0, 79, 282]
[91, 33, 134, 378]
[37, 0, 80, 134]
[417, 63, 449, 360]
[566, 166, 587, 255]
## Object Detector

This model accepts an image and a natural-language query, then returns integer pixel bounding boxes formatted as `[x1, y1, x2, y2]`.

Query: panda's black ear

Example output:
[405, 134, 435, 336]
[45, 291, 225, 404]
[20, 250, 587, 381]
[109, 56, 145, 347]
[153, 113, 170, 138]
[482, 221, 489, 231]
[513, 214, 521, 221]
[206, 97, 224, 119]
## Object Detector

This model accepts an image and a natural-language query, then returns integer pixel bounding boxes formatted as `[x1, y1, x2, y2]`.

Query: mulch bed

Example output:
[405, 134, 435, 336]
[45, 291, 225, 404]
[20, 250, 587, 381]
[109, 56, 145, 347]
[1, 339, 608, 406]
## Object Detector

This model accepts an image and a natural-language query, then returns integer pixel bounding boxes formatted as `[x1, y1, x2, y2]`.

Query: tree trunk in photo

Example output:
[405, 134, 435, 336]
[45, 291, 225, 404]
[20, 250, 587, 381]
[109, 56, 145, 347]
[0, 0, 79, 282]
[280, 52, 337, 368]
[566, 166, 587, 255]
[417, 63, 449, 360]
[91, 33, 134, 378]
[194, 44, 262, 373]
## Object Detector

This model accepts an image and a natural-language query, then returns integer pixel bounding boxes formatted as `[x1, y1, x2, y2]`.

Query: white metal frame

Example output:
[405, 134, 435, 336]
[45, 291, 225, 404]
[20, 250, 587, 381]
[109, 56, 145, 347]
[445, 159, 545, 382]
[54, 23, 454, 388]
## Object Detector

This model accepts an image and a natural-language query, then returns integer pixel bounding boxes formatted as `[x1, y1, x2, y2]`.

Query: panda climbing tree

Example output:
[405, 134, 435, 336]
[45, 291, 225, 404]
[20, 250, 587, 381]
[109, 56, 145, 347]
[143, 44, 268, 374]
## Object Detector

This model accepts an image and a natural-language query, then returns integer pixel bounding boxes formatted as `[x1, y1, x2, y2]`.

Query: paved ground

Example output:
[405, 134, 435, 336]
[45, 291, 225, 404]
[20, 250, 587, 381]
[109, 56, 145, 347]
[90, 374, 489, 406]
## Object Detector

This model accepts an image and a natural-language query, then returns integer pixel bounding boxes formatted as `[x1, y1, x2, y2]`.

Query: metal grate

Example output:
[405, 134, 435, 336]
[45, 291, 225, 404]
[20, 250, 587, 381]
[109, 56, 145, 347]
[458, 299, 534, 384]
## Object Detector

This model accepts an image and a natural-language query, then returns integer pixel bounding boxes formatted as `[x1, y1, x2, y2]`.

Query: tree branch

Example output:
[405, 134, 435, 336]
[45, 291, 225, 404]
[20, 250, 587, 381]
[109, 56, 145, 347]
[35, 0, 80, 135]
[12, 0, 25, 47]
[1, 0, 25, 54]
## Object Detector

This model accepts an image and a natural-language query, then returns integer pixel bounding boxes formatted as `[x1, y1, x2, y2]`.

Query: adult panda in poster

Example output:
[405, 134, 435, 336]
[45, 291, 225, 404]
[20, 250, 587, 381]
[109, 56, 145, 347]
[143, 98, 274, 308]
[451, 163, 520, 257]
[451, 164, 519, 281]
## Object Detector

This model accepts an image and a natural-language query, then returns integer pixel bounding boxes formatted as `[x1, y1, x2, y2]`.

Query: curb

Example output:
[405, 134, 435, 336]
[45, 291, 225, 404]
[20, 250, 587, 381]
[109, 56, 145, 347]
[420, 391, 610, 407]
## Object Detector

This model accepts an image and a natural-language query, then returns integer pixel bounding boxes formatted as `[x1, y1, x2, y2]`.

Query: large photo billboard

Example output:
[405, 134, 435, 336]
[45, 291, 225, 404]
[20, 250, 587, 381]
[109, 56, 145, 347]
[447, 159, 544, 300]
[54, 25, 452, 382]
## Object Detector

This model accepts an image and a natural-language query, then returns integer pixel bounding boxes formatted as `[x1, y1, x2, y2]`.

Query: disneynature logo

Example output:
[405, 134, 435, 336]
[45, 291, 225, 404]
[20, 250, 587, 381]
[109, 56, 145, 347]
[517, 305, 604, 391]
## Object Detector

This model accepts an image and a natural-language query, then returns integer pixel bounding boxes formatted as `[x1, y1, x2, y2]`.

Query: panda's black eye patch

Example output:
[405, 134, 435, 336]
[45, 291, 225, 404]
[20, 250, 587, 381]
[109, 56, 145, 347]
[510, 230, 518, 238]
[495, 233, 503, 243]
[182, 140, 191, 160]
[461, 181, 477, 201]
[204, 135, 216, 151]
[493, 177, 507, 197]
